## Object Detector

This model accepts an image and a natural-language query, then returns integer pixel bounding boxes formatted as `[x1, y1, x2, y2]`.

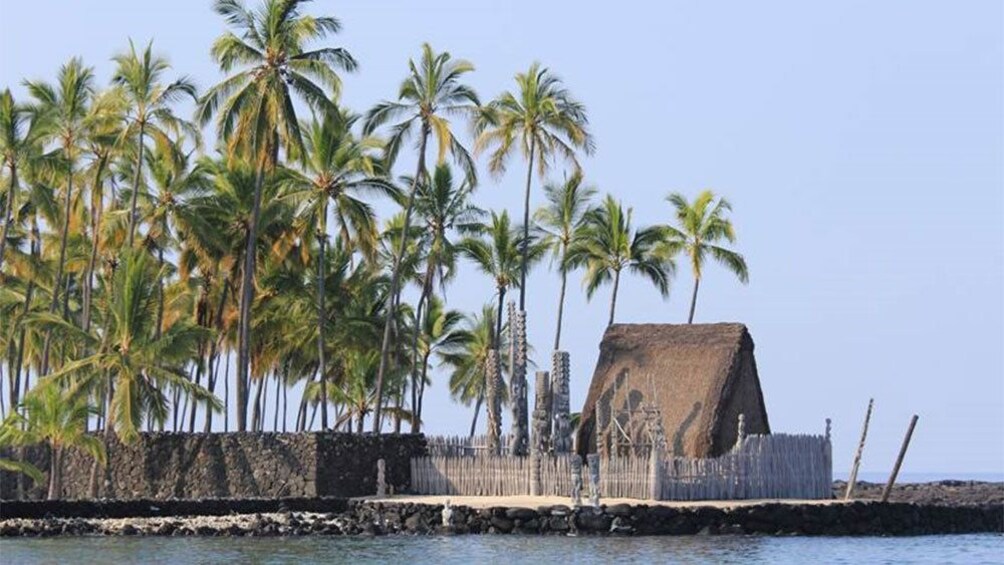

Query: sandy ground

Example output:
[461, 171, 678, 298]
[357, 494, 843, 509]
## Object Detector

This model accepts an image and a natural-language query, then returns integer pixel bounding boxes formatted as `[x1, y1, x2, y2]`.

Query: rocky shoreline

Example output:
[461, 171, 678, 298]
[833, 480, 1004, 506]
[2, 481, 1000, 538]
[2, 499, 1001, 538]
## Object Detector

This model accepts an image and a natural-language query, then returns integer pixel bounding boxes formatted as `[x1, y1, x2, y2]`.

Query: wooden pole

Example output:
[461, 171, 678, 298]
[880, 415, 918, 503]
[844, 398, 873, 500]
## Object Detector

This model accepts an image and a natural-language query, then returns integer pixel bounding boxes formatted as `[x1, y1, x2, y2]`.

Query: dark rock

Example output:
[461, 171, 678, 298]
[605, 503, 633, 517]
[575, 509, 612, 532]
[548, 516, 570, 531]
[505, 507, 537, 520]
[489, 516, 514, 533]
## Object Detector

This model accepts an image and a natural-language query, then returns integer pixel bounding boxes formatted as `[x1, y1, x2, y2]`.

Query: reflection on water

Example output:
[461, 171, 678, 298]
[2, 534, 1002, 565]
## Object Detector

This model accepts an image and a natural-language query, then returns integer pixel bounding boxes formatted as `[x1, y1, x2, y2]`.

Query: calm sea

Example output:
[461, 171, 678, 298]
[3, 534, 1002, 564]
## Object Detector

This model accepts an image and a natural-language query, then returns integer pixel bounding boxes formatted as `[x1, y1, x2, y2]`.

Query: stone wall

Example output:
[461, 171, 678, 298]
[0, 432, 426, 501]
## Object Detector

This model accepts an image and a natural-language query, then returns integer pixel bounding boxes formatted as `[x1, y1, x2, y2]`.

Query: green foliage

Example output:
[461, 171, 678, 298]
[0, 1, 748, 438]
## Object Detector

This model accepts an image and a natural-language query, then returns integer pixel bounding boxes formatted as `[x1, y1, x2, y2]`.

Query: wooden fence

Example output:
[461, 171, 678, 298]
[411, 433, 831, 501]
[426, 434, 514, 457]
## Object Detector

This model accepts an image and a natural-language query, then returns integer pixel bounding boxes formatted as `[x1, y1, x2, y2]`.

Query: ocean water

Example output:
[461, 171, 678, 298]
[2, 534, 1002, 564]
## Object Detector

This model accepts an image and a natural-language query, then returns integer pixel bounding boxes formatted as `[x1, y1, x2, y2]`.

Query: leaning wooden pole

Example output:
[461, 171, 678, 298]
[880, 414, 919, 503]
[844, 398, 874, 500]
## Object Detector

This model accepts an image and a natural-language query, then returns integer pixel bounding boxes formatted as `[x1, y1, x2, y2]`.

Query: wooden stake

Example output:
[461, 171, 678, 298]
[844, 398, 873, 500]
[880, 415, 918, 503]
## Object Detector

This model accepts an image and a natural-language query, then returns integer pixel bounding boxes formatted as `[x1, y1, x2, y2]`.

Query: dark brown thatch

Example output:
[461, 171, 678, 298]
[576, 323, 770, 459]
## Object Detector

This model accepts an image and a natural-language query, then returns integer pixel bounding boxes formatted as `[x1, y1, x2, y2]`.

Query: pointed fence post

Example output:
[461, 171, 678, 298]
[881, 415, 919, 503]
[845, 398, 873, 500]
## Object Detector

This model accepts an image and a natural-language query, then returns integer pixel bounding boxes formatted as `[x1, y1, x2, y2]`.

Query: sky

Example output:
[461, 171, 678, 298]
[1, 1, 1002, 477]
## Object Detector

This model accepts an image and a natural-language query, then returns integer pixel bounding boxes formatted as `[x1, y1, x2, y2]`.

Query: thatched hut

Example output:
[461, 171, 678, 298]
[576, 323, 770, 459]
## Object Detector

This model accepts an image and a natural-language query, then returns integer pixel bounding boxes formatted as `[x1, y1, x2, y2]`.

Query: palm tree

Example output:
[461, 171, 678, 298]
[111, 39, 199, 247]
[475, 62, 594, 311]
[573, 195, 674, 326]
[0, 89, 46, 274]
[533, 170, 595, 350]
[197, 0, 356, 431]
[190, 154, 296, 430]
[279, 108, 392, 429]
[406, 164, 481, 431]
[0, 384, 105, 499]
[459, 211, 540, 344]
[36, 249, 219, 444]
[441, 304, 508, 436]
[412, 295, 466, 432]
[80, 89, 126, 333]
[25, 57, 95, 376]
[363, 43, 479, 432]
[665, 191, 748, 323]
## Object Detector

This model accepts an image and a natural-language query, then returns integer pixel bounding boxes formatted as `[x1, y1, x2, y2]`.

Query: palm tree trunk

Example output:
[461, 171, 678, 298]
[203, 280, 228, 433]
[127, 122, 146, 247]
[495, 287, 506, 348]
[40, 152, 75, 376]
[518, 137, 537, 311]
[0, 164, 18, 273]
[373, 122, 429, 432]
[47, 445, 61, 500]
[416, 351, 430, 430]
[11, 265, 34, 413]
[687, 276, 700, 324]
[260, 372, 269, 432]
[188, 350, 204, 433]
[408, 262, 435, 433]
[296, 385, 309, 432]
[316, 203, 329, 430]
[223, 353, 230, 432]
[469, 393, 483, 437]
[273, 370, 281, 432]
[155, 248, 165, 339]
[553, 266, 568, 350]
[608, 269, 621, 327]
[82, 157, 106, 332]
[282, 375, 288, 432]
[99, 378, 115, 497]
[251, 376, 265, 432]
[236, 162, 266, 432]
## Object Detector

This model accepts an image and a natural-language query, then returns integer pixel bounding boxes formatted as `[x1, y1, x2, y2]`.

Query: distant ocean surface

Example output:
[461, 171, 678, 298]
[4, 535, 1003, 564]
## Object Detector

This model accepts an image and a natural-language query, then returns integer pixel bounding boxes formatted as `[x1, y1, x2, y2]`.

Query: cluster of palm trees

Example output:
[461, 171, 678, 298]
[0, 0, 750, 493]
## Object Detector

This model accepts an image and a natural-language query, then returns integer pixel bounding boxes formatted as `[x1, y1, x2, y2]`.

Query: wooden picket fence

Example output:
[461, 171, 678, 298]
[411, 433, 832, 501]
[426, 434, 515, 457]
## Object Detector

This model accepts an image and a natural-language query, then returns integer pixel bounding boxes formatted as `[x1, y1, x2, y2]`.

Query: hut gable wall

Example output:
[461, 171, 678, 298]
[576, 323, 770, 459]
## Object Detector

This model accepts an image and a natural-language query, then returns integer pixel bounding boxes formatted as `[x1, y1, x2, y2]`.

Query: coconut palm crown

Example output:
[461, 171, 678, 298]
[664, 190, 748, 324]
[475, 62, 595, 311]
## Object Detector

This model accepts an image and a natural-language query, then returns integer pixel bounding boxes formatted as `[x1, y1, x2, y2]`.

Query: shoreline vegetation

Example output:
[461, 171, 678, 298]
[0, 0, 756, 499]
[1, 481, 1002, 537]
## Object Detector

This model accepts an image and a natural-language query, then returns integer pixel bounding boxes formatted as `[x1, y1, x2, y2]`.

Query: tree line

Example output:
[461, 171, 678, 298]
[0, 0, 749, 496]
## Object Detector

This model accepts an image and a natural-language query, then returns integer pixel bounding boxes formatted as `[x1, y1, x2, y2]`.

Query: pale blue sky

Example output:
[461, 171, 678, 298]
[1, 1, 1001, 476]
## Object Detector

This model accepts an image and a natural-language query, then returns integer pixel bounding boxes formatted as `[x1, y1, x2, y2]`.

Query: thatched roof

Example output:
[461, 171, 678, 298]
[576, 323, 770, 459]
